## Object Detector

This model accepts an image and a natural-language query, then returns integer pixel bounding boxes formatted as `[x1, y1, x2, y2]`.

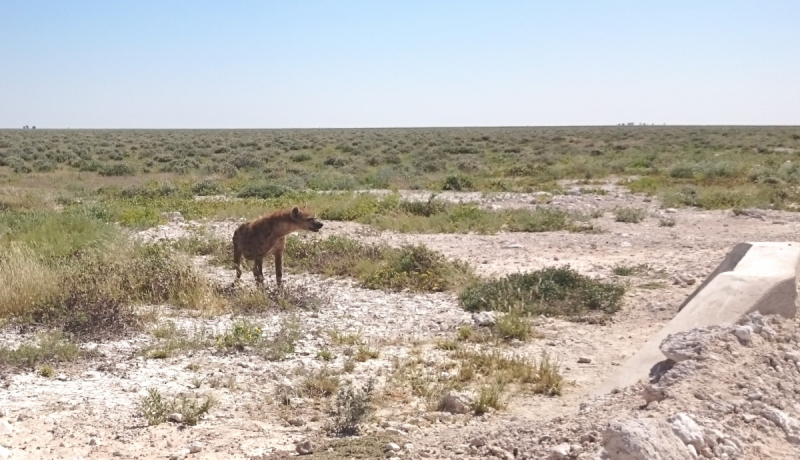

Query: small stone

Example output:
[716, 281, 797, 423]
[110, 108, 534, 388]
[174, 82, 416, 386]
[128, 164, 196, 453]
[189, 442, 203, 453]
[550, 443, 571, 459]
[287, 417, 304, 426]
[440, 391, 473, 414]
[642, 384, 667, 403]
[578, 357, 592, 364]
[385, 443, 401, 452]
[89, 437, 98, 446]
[0, 420, 10, 435]
[57, 373, 68, 381]
[472, 312, 496, 328]
[668, 413, 704, 448]
[469, 436, 486, 448]
[113, 452, 122, 457]
[296, 440, 314, 455]
[168, 449, 190, 460]
[0, 407, 6, 417]
[385, 427, 406, 436]
[733, 326, 753, 342]
[398, 422, 416, 432]
[168, 413, 184, 423]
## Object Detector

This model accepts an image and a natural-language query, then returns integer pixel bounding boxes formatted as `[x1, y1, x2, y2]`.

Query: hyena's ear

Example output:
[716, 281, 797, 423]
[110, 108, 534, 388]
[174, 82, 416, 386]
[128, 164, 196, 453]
[291, 206, 300, 219]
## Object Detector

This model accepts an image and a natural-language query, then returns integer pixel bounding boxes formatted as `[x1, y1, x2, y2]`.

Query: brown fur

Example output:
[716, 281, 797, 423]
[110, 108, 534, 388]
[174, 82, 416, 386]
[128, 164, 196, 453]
[232, 206, 323, 286]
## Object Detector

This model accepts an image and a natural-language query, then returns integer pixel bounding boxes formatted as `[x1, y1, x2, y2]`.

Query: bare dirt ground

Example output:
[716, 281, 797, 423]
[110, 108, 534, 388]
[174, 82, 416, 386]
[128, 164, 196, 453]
[2, 184, 800, 459]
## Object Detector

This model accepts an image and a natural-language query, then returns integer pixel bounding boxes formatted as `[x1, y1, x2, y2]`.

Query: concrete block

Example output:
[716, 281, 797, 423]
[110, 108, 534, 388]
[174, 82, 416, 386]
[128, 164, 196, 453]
[594, 242, 800, 396]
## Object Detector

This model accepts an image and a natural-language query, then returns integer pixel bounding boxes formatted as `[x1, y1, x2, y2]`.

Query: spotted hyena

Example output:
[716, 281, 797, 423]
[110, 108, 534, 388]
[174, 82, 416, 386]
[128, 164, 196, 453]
[232, 206, 324, 286]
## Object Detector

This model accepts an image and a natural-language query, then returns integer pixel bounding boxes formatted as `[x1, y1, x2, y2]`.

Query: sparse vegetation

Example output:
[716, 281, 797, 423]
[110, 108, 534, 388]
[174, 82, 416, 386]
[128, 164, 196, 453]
[614, 207, 647, 223]
[317, 349, 335, 361]
[215, 318, 263, 350]
[473, 385, 505, 415]
[0, 330, 80, 369]
[329, 378, 376, 436]
[38, 364, 55, 377]
[303, 367, 341, 397]
[138, 388, 217, 426]
[285, 236, 476, 292]
[612, 263, 650, 276]
[354, 345, 380, 362]
[659, 216, 676, 227]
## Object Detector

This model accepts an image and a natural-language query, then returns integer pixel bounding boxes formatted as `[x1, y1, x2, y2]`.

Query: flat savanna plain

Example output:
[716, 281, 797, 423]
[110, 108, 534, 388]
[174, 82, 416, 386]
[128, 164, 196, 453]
[1, 127, 800, 459]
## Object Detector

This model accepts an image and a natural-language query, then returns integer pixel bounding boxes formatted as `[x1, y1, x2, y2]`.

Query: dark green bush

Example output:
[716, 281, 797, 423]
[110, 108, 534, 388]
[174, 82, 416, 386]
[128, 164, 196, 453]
[459, 266, 625, 318]
[99, 163, 135, 176]
[237, 183, 290, 199]
[442, 174, 474, 191]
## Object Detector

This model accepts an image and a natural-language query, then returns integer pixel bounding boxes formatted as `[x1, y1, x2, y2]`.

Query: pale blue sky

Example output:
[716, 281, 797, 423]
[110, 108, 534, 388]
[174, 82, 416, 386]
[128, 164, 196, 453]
[1, 1, 798, 128]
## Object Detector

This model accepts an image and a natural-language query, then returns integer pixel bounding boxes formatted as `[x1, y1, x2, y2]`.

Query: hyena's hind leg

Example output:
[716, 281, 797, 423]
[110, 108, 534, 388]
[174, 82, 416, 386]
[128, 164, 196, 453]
[233, 240, 243, 282]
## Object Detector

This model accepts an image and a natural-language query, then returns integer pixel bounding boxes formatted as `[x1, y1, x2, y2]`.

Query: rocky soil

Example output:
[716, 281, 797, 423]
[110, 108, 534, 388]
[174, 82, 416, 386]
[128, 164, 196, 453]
[2, 184, 800, 459]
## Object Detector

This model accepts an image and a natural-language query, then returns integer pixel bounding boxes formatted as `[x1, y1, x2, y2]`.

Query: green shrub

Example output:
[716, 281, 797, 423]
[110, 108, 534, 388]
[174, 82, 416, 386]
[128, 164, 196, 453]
[98, 163, 135, 176]
[459, 266, 625, 319]
[237, 183, 290, 199]
[215, 318, 263, 350]
[360, 244, 474, 292]
[505, 208, 572, 232]
[442, 174, 473, 191]
[191, 180, 223, 196]
[329, 378, 375, 436]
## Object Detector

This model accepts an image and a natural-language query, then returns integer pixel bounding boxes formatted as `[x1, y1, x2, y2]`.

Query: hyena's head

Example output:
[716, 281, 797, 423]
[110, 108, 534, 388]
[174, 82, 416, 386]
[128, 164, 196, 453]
[291, 206, 324, 232]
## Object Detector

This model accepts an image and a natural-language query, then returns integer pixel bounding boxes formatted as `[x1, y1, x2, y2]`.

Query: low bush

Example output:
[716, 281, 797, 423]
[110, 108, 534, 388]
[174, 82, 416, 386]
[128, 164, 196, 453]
[138, 388, 217, 426]
[459, 266, 625, 319]
[191, 180, 223, 196]
[614, 207, 647, 223]
[237, 183, 290, 199]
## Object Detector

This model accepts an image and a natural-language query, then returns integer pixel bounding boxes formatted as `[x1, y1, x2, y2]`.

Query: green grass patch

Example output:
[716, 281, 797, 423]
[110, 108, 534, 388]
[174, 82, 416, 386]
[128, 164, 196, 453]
[493, 309, 536, 342]
[0, 330, 80, 369]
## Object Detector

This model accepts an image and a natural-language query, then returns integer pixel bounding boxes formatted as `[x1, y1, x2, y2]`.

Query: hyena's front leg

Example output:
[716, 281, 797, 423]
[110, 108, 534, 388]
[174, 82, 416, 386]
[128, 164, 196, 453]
[274, 250, 283, 287]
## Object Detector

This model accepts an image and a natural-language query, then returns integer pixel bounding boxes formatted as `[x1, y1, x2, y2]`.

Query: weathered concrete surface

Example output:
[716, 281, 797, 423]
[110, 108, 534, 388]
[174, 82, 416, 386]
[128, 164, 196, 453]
[676, 242, 752, 312]
[594, 242, 800, 396]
